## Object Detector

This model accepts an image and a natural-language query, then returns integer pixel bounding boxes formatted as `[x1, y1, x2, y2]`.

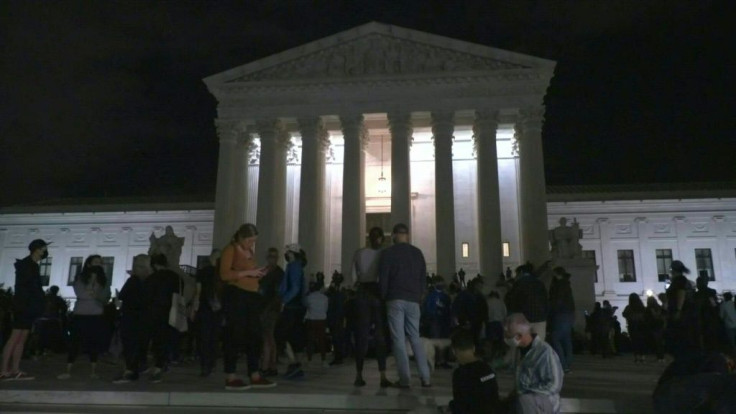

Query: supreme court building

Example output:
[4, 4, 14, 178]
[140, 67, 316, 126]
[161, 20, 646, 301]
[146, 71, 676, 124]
[2, 23, 734, 314]
[204, 22, 556, 282]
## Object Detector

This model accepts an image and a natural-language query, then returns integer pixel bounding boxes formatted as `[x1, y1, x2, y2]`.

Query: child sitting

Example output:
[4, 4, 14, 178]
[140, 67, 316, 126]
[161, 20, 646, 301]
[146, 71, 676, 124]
[448, 328, 501, 414]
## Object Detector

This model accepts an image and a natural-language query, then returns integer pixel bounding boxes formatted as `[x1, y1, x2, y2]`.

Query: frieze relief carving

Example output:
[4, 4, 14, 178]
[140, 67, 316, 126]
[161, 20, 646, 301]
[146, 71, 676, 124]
[653, 223, 671, 234]
[229, 34, 528, 82]
[692, 222, 710, 233]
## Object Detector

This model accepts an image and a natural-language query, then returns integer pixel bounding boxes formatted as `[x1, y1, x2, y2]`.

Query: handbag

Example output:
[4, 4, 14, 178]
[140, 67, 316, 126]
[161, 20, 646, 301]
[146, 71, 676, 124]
[169, 276, 189, 332]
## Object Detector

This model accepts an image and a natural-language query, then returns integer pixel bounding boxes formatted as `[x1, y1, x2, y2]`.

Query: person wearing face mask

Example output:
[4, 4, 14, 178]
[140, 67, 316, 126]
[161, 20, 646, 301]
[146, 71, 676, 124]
[1, 239, 49, 381]
[503, 313, 564, 414]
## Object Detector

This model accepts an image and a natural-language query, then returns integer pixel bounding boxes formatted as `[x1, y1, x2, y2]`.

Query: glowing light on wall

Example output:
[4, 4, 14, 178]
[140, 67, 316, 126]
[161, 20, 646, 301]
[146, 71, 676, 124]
[502, 242, 511, 257]
[462, 242, 470, 258]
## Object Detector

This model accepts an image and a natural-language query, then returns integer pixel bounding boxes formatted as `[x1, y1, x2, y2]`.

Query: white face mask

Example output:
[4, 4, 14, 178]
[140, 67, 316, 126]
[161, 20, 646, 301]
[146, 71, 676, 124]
[504, 336, 521, 347]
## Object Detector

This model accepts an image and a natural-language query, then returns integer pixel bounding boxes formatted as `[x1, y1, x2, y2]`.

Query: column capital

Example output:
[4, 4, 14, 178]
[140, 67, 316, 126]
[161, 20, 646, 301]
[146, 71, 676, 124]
[472, 110, 499, 135]
[215, 119, 248, 144]
[388, 112, 413, 133]
[431, 112, 455, 143]
[340, 114, 369, 149]
[298, 117, 330, 151]
[517, 106, 546, 134]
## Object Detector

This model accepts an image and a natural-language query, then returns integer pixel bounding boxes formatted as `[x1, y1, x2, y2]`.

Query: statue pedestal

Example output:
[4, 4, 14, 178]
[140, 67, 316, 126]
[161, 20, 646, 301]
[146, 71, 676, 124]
[552, 257, 597, 333]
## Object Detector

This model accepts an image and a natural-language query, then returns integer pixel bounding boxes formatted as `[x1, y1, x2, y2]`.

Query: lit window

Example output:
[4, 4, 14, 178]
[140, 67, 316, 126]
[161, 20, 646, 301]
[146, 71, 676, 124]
[655, 249, 673, 282]
[617, 250, 636, 282]
[582, 250, 598, 283]
[68, 257, 83, 286]
[461, 243, 470, 258]
[695, 249, 715, 281]
[502, 242, 510, 257]
[101, 257, 115, 284]
[39, 257, 52, 287]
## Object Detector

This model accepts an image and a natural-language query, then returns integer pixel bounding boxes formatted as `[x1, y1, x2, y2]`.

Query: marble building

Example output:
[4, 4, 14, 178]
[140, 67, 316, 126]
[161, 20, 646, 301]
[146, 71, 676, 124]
[203, 22, 556, 282]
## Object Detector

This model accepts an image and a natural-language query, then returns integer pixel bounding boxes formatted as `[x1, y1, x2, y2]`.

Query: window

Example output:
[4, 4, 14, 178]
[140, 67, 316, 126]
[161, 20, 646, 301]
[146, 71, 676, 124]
[617, 250, 636, 282]
[39, 257, 52, 286]
[461, 243, 470, 258]
[582, 250, 598, 283]
[695, 249, 715, 281]
[67, 257, 83, 286]
[502, 242, 510, 257]
[196, 255, 211, 269]
[101, 257, 115, 284]
[656, 249, 673, 282]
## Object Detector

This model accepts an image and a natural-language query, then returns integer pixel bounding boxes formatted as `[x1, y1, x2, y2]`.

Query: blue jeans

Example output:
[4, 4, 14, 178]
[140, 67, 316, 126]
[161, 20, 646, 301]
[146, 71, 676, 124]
[387, 299, 430, 385]
[550, 312, 574, 371]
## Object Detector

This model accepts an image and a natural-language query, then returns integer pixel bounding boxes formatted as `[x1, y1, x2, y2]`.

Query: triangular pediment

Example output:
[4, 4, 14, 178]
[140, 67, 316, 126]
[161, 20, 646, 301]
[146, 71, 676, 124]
[205, 22, 554, 86]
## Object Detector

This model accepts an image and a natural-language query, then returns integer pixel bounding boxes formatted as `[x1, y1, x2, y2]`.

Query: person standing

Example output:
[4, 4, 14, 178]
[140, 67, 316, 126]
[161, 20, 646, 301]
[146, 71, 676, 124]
[352, 227, 390, 387]
[646, 296, 666, 363]
[1, 239, 48, 380]
[192, 249, 222, 378]
[113, 254, 151, 383]
[326, 270, 346, 366]
[506, 264, 549, 341]
[58, 258, 111, 379]
[719, 292, 736, 350]
[277, 244, 309, 378]
[424, 275, 452, 340]
[304, 281, 329, 365]
[622, 293, 648, 363]
[379, 223, 431, 388]
[486, 291, 507, 343]
[141, 254, 180, 383]
[548, 268, 575, 373]
[219, 224, 274, 390]
[259, 247, 283, 377]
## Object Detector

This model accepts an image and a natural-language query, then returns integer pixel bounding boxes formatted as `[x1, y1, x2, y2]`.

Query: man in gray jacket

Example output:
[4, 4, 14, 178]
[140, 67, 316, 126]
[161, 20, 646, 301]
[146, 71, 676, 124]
[378, 223, 431, 388]
[504, 313, 564, 413]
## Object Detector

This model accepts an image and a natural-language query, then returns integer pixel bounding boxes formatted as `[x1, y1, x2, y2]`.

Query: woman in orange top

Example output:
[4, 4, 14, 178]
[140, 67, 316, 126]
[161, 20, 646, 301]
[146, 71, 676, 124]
[219, 223, 275, 390]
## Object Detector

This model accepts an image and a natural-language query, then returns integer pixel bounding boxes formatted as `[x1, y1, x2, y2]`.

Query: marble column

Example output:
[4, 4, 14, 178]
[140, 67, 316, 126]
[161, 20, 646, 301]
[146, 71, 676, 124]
[388, 112, 413, 228]
[432, 112, 457, 278]
[256, 119, 290, 262]
[298, 117, 330, 274]
[340, 115, 367, 282]
[473, 111, 503, 280]
[232, 128, 253, 231]
[517, 107, 550, 267]
[213, 120, 239, 250]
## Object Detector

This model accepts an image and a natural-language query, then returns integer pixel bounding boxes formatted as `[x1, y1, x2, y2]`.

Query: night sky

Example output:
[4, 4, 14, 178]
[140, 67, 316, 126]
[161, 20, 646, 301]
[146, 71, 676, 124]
[1, 1, 732, 208]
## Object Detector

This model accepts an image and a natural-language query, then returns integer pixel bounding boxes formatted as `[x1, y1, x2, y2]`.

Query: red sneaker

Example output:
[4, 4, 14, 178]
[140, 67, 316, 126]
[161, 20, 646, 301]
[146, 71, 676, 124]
[249, 377, 277, 389]
[225, 378, 251, 390]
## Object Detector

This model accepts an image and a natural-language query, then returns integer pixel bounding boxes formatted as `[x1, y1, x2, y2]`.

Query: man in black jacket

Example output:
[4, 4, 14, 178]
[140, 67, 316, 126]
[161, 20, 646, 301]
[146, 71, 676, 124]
[1, 239, 48, 380]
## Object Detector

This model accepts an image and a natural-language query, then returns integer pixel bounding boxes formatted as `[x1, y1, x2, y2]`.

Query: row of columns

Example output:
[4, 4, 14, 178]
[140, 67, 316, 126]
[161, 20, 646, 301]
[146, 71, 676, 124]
[212, 108, 549, 279]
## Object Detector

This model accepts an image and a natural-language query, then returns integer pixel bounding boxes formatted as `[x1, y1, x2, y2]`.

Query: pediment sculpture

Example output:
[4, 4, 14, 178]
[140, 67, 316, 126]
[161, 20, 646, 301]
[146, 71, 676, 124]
[229, 34, 529, 82]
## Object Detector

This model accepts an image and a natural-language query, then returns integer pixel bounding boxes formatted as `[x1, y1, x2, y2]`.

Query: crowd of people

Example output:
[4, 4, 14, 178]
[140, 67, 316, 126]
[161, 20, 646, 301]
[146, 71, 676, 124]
[2, 230, 736, 413]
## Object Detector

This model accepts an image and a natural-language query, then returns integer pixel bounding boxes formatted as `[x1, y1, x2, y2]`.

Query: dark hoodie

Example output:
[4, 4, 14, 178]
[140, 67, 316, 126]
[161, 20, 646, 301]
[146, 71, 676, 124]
[13, 256, 45, 317]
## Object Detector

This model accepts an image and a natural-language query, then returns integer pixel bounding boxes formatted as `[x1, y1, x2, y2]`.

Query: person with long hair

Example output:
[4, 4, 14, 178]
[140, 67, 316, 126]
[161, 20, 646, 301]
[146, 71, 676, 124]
[623, 293, 647, 363]
[58, 255, 111, 379]
[259, 247, 284, 377]
[646, 296, 666, 363]
[219, 224, 274, 390]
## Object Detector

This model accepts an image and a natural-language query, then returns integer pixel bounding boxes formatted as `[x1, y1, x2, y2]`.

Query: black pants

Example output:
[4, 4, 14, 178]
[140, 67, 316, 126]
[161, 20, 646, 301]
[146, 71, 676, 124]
[353, 284, 387, 373]
[222, 287, 263, 375]
[328, 318, 345, 361]
[67, 315, 107, 364]
[197, 308, 220, 373]
[276, 305, 307, 353]
[141, 320, 172, 370]
[121, 315, 147, 372]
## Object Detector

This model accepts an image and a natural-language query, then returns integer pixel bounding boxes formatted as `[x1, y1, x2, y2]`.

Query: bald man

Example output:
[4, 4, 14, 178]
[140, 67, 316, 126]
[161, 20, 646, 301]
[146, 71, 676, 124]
[503, 313, 564, 414]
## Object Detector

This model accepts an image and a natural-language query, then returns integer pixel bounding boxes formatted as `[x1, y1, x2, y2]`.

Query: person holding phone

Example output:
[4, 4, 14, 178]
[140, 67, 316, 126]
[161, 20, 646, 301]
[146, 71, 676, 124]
[219, 224, 274, 390]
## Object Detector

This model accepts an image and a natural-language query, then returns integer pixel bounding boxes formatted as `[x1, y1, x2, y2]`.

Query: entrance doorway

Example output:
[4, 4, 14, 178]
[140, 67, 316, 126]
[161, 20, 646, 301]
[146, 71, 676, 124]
[366, 213, 392, 248]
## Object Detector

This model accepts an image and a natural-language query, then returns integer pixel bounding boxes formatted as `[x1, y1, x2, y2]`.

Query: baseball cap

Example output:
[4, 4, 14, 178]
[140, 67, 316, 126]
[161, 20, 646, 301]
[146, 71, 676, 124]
[285, 243, 302, 253]
[28, 239, 50, 252]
